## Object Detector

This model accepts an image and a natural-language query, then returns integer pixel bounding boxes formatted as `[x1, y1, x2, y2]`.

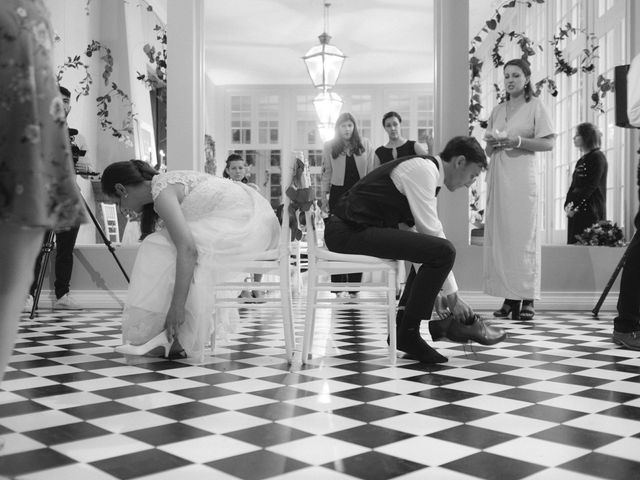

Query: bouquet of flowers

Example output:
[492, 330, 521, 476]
[575, 220, 624, 246]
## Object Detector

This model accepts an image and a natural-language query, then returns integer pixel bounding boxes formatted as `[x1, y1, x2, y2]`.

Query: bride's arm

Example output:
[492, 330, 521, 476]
[154, 184, 197, 341]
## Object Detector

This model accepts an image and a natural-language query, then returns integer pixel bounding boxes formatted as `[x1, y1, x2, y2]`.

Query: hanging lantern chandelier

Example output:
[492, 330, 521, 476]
[302, 2, 346, 90]
[302, 2, 345, 141]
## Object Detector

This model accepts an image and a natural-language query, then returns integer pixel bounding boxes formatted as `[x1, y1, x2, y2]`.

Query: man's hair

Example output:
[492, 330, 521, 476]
[59, 85, 71, 98]
[439, 136, 487, 169]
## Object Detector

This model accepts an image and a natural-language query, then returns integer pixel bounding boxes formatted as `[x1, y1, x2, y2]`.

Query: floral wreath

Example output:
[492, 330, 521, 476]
[491, 30, 540, 69]
[57, 41, 135, 146]
[551, 22, 598, 76]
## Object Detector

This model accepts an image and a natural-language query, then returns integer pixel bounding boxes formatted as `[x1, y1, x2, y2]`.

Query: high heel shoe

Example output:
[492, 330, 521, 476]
[493, 300, 521, 320]
[115, 330, 173, 357]
[520, 300, 535, 320]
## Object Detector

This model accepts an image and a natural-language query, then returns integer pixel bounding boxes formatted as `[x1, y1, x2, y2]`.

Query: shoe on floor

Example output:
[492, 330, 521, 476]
[23, 295, 34, 313]
[397, 329, 447, 364]
[54, 294, 83, 310]
[445, 314, 506, 346]
[612, 330, 640, 350]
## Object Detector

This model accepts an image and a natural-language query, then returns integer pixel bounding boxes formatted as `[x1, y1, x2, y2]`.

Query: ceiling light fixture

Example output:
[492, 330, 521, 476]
[302, 1, 345, 142]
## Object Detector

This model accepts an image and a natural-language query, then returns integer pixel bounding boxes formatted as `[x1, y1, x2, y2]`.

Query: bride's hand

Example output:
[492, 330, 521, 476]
[165, 304, 186, 341]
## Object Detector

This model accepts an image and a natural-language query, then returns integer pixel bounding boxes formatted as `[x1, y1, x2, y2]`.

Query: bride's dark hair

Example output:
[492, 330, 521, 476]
[101, 160, 159, 240]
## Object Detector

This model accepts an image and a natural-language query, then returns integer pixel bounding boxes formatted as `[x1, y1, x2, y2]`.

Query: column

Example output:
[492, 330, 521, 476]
[166, 0, 204, 171]
[434, 0, 470, 245]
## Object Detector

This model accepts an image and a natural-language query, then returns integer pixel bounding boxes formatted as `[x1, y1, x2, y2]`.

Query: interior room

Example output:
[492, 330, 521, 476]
[1, 0, 639, 479]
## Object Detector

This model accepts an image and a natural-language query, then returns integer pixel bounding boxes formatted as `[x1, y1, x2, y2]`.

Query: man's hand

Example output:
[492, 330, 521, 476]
[434, 294, 451, 320]
[446, 292, 474, 323]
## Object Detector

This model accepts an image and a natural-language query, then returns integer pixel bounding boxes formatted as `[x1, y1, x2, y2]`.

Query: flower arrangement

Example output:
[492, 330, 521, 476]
[575, 220, 624, 247]
[469, 186, 484, 228]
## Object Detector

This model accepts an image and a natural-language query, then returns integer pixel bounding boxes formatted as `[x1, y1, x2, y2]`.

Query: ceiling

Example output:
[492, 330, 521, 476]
[203, 0, 495, 86]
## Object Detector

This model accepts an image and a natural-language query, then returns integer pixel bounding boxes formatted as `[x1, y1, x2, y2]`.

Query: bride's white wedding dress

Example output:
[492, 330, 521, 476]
[122, 171, 279, 358]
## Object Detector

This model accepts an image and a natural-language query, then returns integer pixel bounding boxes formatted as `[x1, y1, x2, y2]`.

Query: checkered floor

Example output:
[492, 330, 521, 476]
[1, 306, 640, 480]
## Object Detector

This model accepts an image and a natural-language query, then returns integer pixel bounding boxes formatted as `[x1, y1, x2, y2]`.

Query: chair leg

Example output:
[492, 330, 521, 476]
[280, 264, 295, 362]
[387, 269, 397, 365]
[302, 274, 318, 364]
[211, 308, 219, 354]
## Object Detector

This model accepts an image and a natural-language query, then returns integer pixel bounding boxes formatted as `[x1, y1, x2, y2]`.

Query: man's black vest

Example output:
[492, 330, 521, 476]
[333, 154, 440, 229]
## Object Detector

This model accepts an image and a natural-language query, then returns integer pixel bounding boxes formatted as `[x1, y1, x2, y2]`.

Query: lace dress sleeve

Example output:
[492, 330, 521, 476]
[151, 171, 205, 201]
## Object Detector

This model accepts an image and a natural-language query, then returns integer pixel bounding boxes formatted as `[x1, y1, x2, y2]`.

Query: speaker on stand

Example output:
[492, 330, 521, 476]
[614, 64, 631, 128]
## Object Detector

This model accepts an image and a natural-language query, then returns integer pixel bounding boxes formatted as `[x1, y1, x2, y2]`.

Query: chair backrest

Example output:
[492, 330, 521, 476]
[100, 202, 120, 243]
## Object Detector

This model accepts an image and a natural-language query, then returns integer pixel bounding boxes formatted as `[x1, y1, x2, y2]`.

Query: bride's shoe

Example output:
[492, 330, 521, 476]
[115, 331, 173, 357]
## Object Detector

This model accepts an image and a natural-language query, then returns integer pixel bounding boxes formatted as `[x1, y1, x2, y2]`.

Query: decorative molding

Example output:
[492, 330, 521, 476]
[34, 289, 618, 313]
[461, 291, 617, 312]
[35, 291, 126, 310]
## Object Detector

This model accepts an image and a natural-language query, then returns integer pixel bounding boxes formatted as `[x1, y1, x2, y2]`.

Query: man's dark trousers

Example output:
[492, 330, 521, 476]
[31, 226, 80, 300]
[324, 216, 455, 324]
[614, 211, 640, 333]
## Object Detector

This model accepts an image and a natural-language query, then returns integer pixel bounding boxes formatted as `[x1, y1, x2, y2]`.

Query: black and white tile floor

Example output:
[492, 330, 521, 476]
[1, 306, 639, 479]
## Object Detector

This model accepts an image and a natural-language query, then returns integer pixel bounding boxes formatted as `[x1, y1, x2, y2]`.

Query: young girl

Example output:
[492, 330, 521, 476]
[224, 153, 259, 190]
[101, 160, 279, 358]
[224, 153, 264, 299]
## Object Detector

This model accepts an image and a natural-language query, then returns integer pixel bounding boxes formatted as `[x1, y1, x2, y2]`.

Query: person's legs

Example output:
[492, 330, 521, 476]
[613, 229, 640, 348]
[0, 226, 45, 384]
[347, 272, 363, 296]
[325, 219, 455, 363]
[331, 273, 348, 296]
[53, 226, 79, 300]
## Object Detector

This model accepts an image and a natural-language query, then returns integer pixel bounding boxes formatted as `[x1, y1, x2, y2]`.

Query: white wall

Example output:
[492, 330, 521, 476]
[45, 0, 160, 243]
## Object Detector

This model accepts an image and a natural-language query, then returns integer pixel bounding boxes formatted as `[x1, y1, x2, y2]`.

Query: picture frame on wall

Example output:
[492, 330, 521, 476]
[134, 119, 156, 166]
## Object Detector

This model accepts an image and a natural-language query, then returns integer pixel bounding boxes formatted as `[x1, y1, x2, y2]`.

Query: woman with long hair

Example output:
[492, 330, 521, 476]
[101, 160, 279, 359]
[564, 122, 608, 244]
[483, 58, 556, 320]
[320, 112, 377, 297]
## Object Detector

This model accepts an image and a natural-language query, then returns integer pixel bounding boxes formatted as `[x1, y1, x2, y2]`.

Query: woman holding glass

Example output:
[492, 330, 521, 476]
[483, 59, 555, 320]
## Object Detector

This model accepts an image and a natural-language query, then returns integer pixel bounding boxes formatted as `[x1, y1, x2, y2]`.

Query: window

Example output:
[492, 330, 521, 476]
[230, 95, 251, 144]
[473, 0, 629, 244]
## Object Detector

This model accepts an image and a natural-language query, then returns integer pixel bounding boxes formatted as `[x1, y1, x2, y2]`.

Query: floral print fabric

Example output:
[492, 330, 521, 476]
[0, 0, 86, 230]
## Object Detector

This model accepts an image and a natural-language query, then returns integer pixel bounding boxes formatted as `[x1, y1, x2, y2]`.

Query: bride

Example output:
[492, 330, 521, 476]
[100, 160, 280, 359]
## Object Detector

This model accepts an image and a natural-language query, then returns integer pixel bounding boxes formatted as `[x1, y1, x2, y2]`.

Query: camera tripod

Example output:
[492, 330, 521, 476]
[30, 191, 130, 319]
[592, 230, 638, 316]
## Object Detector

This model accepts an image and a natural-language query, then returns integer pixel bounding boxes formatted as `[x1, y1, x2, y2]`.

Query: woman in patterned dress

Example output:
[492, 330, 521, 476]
[0, 0, 86, 387]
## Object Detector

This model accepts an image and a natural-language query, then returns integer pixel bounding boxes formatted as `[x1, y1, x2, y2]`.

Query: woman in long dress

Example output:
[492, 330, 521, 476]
[100, 160, 279, 359]
[483, 59, 555, 320]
